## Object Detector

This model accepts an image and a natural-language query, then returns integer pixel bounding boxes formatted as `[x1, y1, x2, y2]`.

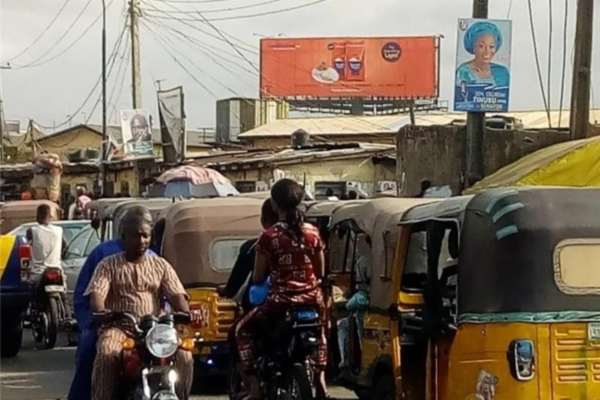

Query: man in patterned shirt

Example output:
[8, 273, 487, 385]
[85, 211, 194, 400]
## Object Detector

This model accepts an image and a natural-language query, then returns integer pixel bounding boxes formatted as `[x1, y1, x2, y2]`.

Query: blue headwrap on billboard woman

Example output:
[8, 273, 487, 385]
[456, 21, 510, 87]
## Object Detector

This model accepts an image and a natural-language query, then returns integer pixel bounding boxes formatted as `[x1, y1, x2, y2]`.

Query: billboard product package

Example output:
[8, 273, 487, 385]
[260, 36, 438, 98]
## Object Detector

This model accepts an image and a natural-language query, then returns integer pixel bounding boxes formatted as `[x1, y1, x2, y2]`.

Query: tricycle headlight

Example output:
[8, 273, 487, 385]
[146, 325, 179, 358]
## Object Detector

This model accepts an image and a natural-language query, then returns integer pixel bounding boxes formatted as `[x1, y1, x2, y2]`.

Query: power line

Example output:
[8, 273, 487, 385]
[35, 19, 128, 131]
[155, 0, 240, 3]
[527, 0, 551, 126]
[143, 0, 327, 22]
[144, 0, 289, 14]
[14, 0, 94, 68]
[558, 0, 569, 128]
[12, 0, 116, 69]
[5, 0, 73, 62]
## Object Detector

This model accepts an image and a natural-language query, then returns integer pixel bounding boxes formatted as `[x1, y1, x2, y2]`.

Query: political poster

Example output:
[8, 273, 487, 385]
[120, 109, 154, 158]
[157, 87, 186, 164]
[454, 18, 512, 113]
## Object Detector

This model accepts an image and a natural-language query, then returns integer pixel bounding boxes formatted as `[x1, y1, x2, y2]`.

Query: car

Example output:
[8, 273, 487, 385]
[9, 220, 91, 243]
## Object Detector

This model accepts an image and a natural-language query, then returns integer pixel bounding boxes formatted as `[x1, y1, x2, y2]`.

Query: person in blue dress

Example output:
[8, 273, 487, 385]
[456, 21, 510, 87]
[68, 206, 157, 400]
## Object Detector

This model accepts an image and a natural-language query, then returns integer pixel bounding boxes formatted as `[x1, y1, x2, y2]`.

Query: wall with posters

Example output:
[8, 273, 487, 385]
[454, 18, 512, 112]
[260, 36, 438, 98]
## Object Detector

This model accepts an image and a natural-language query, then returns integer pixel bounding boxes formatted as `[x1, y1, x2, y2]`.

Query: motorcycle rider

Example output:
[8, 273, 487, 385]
[68, 206, 157, 400]
[236, 179, 330, 400]
[85, 210, 195, 400]
[26, 204, 72, 320]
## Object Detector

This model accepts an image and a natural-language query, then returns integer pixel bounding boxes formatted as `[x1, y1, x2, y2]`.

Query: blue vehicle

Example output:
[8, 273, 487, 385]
[0, 234, 33, 358]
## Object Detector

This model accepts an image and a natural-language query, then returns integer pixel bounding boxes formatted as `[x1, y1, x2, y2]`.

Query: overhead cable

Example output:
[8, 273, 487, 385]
[143, 0, 326, 22]
[5, 0, 73, 62]
[527, 0, 551, 127]
[557, 0, 569, 128]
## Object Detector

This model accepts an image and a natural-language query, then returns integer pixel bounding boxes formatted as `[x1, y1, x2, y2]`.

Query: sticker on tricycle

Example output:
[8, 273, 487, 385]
[588, 322, 600, 341]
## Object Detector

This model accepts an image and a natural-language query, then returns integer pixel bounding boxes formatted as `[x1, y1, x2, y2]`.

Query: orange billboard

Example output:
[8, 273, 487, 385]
[260, 36, 438, 99]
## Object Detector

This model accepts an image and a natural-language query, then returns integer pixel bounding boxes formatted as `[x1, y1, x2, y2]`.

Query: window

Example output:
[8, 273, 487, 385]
[210, 238, 249, 271]
[554, 239, 600, 295]
[402, 230, 428, 292]
[65, 226, 97, 259]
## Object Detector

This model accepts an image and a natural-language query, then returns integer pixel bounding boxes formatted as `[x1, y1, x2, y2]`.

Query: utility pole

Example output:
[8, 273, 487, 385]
[101, 0, 107, 196]
[0, 63, 12, 166]
[465, 0, 489, 188]
[130, 0, 142, 109]
[570, 0, 595, 140]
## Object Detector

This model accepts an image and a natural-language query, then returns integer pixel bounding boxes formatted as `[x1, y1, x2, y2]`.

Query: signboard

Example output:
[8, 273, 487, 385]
[158, 87, 186, 164]
[454, 18, 512, 112]
[260, 36, 438, 98]
[120, 109, 154, 158]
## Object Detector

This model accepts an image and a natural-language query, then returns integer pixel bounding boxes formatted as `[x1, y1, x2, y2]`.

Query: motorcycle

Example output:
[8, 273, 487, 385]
[228, 306, 322, 400]
[93, 311, 195, 400]
[30, 267, 74, 349]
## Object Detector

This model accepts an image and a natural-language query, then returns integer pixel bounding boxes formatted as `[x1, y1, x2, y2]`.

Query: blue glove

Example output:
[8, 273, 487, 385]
[249, 278, 270, 306]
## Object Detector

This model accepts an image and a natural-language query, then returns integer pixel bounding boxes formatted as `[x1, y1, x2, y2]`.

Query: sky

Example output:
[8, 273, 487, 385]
[1, 0, 599, 132]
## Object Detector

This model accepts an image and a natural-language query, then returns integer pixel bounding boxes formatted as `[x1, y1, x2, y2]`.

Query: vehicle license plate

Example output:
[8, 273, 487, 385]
[45, 285, 65, 293]
[588, 323, 600, 341]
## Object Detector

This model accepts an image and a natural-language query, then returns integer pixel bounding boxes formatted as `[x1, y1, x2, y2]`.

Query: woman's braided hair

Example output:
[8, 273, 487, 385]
[271, 179, 306, 246]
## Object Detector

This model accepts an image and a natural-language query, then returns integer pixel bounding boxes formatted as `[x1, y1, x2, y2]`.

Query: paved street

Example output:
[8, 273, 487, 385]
[1, 330, 355, 400]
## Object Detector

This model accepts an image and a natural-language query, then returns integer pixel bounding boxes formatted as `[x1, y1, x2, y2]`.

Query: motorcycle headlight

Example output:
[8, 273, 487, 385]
[146, 325, 179, 358]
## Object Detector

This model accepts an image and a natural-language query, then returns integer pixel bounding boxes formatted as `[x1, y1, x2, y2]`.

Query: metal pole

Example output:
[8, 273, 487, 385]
[130, 0, 142, 109]
[101, 0, 107, 196]
[570, 0, 595, 140]
[465, 0, 489, 188]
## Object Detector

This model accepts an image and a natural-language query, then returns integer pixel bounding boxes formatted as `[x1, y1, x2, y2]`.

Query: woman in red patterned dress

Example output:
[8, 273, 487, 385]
[236, 179, 329, 400]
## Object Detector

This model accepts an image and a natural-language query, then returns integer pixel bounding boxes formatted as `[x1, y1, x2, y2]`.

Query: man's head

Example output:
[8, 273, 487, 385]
[326, 188, 335, 197]
[130, 114, 150, 142]
[37, 204, 52, 224]
[77, 187, 87, 197]
[348, 190, 358, 200]
[120, 206, 153, 259]
[260, 198, 278, 229]
[420, 179, 432, 193]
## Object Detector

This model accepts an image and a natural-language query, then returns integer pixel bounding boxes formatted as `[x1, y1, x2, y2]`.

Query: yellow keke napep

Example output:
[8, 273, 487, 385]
[0, 200, 62, 234]
[389, 187, 600, 400]
[326, 198, 437, 398]
[160, 197, 264, 372]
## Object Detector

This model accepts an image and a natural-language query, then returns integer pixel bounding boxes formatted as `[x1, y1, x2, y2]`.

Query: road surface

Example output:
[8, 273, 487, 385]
[1, 330, 355, 400]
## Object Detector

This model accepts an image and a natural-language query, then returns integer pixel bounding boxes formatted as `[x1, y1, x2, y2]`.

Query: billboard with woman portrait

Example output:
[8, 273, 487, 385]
[454, 18, 512, 113]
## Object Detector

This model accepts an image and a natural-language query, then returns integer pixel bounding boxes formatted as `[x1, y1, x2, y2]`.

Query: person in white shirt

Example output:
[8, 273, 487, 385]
[27, 204, 71, 317]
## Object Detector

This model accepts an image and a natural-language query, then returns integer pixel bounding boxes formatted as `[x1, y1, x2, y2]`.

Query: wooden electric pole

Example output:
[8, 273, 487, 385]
[570, 0, 595, 140]
[130, 0, 142, 109]
[465, 0, 489, 188]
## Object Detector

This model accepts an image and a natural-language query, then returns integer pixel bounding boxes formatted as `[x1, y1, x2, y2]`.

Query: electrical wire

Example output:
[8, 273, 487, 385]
[144, 0, 289, 14]
[527, 0, 551, 126]
[155, 0, 239, 3]
[35, 20, 128, 131]
[13, 0, 116, 69]
[557, 0, 569, 128]
[143, 0, 327, 22]
[5, 0, 73, 62]
[141, 20, 218, 97]
[109, 37, 131, 124]
[547, 0, 553, 127]
[152, 20, 257, 88]
[14, 0, 94, 68]
[506, 0, 514, 18]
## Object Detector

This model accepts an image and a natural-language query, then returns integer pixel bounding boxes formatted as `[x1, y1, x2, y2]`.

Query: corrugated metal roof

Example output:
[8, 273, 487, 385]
[37, 124, 214, 148]
[190, 143, 395, 169]
[239, 109, 600, 138]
